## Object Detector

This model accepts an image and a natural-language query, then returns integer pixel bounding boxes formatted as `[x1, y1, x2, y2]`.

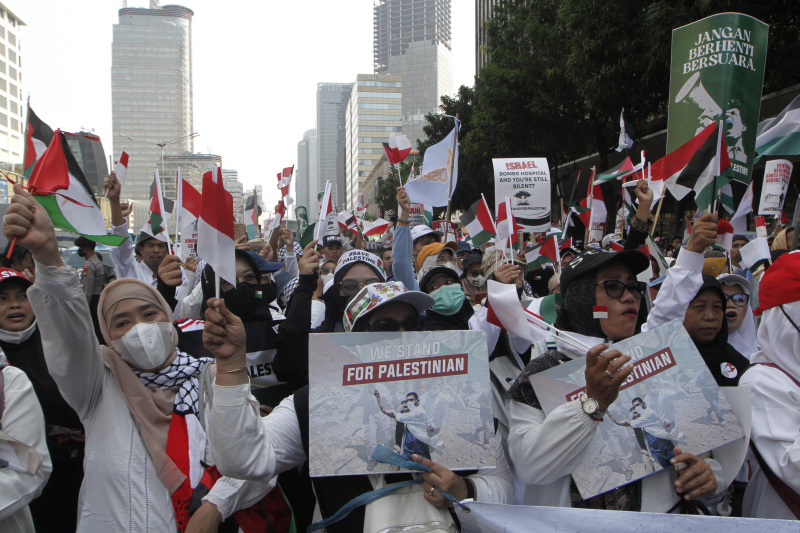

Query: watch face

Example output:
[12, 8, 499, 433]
[582, 397, 599, 415]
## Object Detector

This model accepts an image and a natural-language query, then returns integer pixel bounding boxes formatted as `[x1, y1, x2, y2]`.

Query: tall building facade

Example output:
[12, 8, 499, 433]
[475, 0, 501, 73]
[316, 83, 352, 210]
[345, 74, 402, 211]
[221, 169, 244, 224]
[296, 128, 317, 216]
[65, 132, 108, 196]
[0, 3, 24, 170]
[373, 0, 452, 146]
[112, 4, 195, 227]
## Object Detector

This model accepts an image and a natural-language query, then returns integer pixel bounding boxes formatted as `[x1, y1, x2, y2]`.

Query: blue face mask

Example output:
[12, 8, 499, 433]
[430, 284, 465, 316]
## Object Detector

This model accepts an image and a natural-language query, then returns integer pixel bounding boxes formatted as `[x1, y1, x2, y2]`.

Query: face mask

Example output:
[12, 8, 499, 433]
[467, 275, 486, 287]
[223, 282, 275, 322]
[321, 273, 334, 285]
[111, 322, 176, 370]
[0, 320, 37, 345]
[430, 284, 465, 316]
[406, 401, 417, 412]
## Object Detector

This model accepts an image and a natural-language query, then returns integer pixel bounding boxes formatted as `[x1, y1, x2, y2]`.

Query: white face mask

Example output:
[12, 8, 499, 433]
[0, 320, 37, 345]
[406, 400, 417, 411]
[468, 275, 486, 287]
[439, 261, 456, 272]
[111, 322, 176, 371]
[321, 273, 334, 285]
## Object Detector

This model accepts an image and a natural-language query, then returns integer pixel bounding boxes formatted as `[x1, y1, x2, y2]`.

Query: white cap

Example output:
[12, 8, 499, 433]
[410, 225, 443, 242]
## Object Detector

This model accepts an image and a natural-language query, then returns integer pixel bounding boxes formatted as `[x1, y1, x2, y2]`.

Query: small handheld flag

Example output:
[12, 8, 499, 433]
[593, 306, 609, 320]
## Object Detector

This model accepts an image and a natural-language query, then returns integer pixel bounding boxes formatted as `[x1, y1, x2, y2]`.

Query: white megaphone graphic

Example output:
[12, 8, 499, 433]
[675, 72, 723, 135]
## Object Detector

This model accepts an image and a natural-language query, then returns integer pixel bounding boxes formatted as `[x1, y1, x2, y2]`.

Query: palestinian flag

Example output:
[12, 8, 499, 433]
[459, 195, 496, 248]
[338, 210, 358, 234]
[621, 185, 636, 228]
[595, 156, 637, 183]
[682, 216, 693, 246]
[653, 122, 731, 210]
[299, 222, 317, 247]
[244, 191, 262, 239]
[638, 235, 669, 279]
[559, 237, 573, 251]
[382, 132, 412, 165]
[755, 94, 800, 163]
[527, 235, 560, 269]
[197, 167, 236, 284]
[28, 130, 126, 246]
[149, 170, 169, 236]
[23, 107, 54, 178]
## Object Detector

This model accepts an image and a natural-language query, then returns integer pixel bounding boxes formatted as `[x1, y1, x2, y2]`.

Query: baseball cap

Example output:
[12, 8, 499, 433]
[460, 253, 483, 276]
[716, 273, 751, 295]
[419, 265, 460, 294]
[343, 281, 434, 332]
[415, 241, 458, 272]
[321, 235, 342, 247]
[334, 249, 386, 279]
[410, 225, 443, 243]
[559, 248, 651, 296]
[456, 241, 472, 254]
[754, 251, 800, 315]
[245, 251, 283, 273]
[0, 268, 31, 288]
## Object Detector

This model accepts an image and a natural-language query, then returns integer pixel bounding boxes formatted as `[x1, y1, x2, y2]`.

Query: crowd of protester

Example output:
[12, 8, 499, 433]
[0, 174, 799, 532]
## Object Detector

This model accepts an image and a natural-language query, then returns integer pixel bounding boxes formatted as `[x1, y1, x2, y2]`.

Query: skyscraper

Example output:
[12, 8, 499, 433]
[112, 4, 195, 228]
[222, 169, 244, 224]
[345, 74, 402, 211]
[475, 0, 501, 73]
[0, 4, 25, 170]
[65, 132, 108, 196]
[296, 128, 317, 216]
[373, 0, 453, 146]
[316, 83, 352, 209]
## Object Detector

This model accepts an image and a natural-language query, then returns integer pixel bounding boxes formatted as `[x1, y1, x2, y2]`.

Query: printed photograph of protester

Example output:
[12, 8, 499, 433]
[308, 330, 495, 477]
[530, 320, 745, 499]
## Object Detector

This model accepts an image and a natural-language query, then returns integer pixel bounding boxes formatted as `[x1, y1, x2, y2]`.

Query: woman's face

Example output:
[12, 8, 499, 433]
[594, 262, 641, 341]
[684, 289, 724, 345]
[339, 263, 381, 297]
[221, 258, 258, 292]
[722, 284, 747, 332]
[467, 264, 482, 278]
[108, 298, 169, 340]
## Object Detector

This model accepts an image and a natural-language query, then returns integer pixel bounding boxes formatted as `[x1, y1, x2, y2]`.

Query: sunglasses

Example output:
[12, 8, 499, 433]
[595, 280, 646, 300]
[340, 278, 381, 292]
[724, 293, 749, 307]
[365, 316, 421, 332]
[320, 268, 334, 275]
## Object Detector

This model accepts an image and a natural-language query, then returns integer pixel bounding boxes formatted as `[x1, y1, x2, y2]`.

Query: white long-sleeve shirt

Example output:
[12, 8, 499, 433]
[28, 263, 269, 531]
[0, 366, 52, 533]
[210, 383, 515, 530]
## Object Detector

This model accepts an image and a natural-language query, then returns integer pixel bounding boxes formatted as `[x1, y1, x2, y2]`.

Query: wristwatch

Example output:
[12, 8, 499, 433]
[580, 393, 605, 422]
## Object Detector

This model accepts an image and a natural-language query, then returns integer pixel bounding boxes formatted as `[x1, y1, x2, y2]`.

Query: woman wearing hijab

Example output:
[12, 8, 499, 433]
[460, 252, 486, 306]
[740, 252, 800, 520]
[416, 242, 474, 330]
[507, 216, 728, 511]
[2, 185, 272, 532]
[717, 274, 758, 360]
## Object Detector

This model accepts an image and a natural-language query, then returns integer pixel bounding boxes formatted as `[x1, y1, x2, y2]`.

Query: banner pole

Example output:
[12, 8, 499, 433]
[650, 197, 664, 237]
[443, 114, 459, 241]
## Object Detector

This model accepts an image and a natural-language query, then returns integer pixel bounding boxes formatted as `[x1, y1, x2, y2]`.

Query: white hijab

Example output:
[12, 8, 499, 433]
[751, 300, 800, 383]
[717, 276, 758, 359]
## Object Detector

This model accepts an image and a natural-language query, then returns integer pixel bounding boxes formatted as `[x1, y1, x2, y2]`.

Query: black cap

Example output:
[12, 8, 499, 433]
[321, 235, 342, 246]
[560, 248, 650, 296]
[419, 265, 460, 294]
[74, 236, 95, 249]
[732, 234, 749, 243]
[460, 253, 483, 277]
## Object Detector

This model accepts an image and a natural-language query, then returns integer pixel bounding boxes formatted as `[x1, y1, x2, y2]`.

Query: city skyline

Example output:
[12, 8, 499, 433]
[14, 0, 476, 215]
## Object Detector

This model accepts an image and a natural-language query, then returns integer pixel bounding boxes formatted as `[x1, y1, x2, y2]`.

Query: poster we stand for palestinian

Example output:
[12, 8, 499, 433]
[529, 320, 745, 500]
[308, 330, 495, 477]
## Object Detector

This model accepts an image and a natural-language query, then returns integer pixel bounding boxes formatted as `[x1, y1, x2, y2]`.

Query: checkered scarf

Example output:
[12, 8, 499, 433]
[133, 351, 212, 416]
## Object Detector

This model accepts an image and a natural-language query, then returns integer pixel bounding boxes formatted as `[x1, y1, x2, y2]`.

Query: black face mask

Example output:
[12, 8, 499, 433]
[77, 248, 86, 258]
[222, 281, 276, 322]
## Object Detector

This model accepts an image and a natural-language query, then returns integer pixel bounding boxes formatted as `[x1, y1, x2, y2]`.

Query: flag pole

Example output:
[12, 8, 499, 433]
[443, 114, 459, 242]
[174, 168, 182, 255]
[584, 167, 595, 246]
[650, 197, 664, 237]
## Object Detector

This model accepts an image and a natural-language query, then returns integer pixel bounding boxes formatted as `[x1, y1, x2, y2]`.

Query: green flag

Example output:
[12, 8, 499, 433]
[300, 222, 317, 247]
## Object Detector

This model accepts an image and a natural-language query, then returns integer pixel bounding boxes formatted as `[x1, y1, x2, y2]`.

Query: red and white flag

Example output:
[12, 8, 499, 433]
[338, 210, 359, 234]
[755, 216, 768, 238]
[486, 280, 533, 342]
[176, 170, 201, 233]
[315, 181, 335, 241]
[115, 151, 129, 184]
[496, 197, 522, 255]
[593, 306, 608, 319]
[278, 166, 294, 197]
[716, 218, 734, 252]
[363, 218, 391, 237]
[197, 167, 236, 284]
[381, 133, 412, 165]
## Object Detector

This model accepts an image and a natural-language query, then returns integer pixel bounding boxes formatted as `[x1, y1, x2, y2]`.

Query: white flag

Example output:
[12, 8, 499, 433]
[404, 124, 458, 207]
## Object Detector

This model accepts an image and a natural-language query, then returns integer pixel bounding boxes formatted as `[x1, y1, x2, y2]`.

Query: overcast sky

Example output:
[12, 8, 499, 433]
[15, 1, 476, 209]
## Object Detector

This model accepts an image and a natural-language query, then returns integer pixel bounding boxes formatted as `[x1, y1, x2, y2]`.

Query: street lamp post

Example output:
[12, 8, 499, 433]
[121, 132, 200, 173]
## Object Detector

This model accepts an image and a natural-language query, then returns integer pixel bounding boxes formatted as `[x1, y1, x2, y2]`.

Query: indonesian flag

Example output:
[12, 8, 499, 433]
[149, 170, 169, 236]
[527, 235, 560, 269]
[115, 151, 129, 184]
[177, 173, 201, 232]
[610, 240, 624, 251]
[381, 132, 412, 165]
[587, 182, 607, 244]
[593, 306, 609, 319]
[459, 195, 496, 248]
[278, 166, 294, 197]
[27, 130, 126, 246]
[738, 237, 771, 272]
[755, 216, 767, 238]
[496, 197, 522, 254]
[715, 218, 734, 253]
[315, 181, 335, 241]
[197, 167, 236, 284]
[486, 280, 533, 342]
[23, 106, 54, 178]
[363, 218, 391, 237]
[338, 210, 358, 234]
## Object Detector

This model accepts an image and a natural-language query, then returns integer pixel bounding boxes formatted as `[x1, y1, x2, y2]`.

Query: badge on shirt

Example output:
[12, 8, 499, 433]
[721, 362, 738, 379]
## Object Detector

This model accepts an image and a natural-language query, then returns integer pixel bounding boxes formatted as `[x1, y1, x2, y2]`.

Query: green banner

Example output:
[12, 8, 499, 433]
[296, 205, 308, 231]
[668, 13, 769, 184]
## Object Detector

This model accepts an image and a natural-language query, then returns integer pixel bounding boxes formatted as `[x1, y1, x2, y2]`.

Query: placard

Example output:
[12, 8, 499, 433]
[758, 159, 792, 215]
[492, 158, 551, 232]
[308, 330, 495, 477]
[529, 320, 744, 499]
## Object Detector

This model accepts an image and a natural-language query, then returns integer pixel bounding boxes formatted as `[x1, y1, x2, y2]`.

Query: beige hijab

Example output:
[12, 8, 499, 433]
[97, 278, 185, 494]
[772, 228, 792, 251]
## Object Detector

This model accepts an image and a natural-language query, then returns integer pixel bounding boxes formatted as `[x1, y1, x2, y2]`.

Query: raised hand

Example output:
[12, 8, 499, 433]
[493, 263, 522, 287]
[298, 240, 321, 275]
[158, 255, 183, 286]
[182, 257, 199, 273]
[104, 172, 122, 203]
[397, 187, 411, 219]
[2, 184, 61, 267]
[234, 235, 249, 250]
[584, 344, 633, 413]
[120, 201, 133, 219]
[685, 213, 718, 254]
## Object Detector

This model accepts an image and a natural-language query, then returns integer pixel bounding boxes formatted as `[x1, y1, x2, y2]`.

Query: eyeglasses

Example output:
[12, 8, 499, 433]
[724, 293, 749, 307]
[320, 268, 334, 275]
[340, 278, 381, 293]
[365, 316, 421, 332]
[595, 280, 646, 300]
